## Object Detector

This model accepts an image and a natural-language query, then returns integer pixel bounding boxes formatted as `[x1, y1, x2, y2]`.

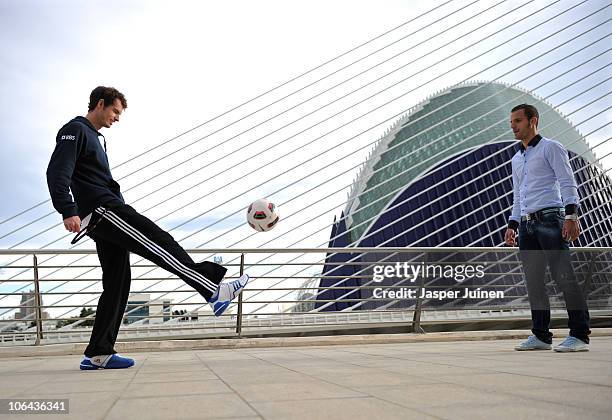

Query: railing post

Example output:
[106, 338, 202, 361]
[235, 253, 245, 337]
[412, 278, 425, 334]
[32, 254, 44, 345]
[412, 252, 426, 334]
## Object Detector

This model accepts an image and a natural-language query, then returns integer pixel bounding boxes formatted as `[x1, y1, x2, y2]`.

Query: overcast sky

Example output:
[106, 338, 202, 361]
[0, 0, 609, 243]
[0, 0, 610, 318]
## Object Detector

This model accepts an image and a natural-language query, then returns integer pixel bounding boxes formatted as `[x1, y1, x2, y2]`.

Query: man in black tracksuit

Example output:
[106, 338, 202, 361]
[46, 86, 237, 369]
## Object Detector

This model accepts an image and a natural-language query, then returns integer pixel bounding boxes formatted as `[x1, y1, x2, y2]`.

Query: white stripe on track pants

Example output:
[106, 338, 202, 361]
[83, 203, 226, 357]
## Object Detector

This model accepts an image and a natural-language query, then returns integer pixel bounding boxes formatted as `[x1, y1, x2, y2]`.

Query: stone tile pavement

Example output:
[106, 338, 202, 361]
[1, 336, 611, 419]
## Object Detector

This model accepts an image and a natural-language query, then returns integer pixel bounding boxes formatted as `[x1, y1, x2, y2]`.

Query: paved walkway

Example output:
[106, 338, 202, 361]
[1, 337, 611, 419]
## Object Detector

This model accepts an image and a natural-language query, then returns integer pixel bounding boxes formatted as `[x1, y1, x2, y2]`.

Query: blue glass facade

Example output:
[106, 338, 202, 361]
[316, 82, 612, 312]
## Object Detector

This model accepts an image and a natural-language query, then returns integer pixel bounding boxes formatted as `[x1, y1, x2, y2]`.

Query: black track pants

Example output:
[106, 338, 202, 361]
[83, 203, 226, 357]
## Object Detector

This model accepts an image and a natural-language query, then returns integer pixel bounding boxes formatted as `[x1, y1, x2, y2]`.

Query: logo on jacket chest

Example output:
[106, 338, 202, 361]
[61, 135, 76, 141]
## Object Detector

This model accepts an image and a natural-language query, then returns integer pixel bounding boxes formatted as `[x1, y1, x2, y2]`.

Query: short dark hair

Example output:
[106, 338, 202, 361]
[88, 86, 127, 111]
[511, 103, 539, 126]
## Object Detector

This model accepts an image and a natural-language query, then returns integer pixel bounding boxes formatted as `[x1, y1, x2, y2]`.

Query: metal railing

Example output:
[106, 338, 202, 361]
[1, 247, 611, 346]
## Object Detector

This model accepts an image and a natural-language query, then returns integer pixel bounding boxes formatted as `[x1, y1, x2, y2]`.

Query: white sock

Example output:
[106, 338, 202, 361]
[89, 355, 112, 367]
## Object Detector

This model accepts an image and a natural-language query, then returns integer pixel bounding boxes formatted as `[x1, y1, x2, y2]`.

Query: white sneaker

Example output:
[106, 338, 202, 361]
[208, 274, 250, 317]
[514, 335, 552, 351]
[554, 336, 589, 352]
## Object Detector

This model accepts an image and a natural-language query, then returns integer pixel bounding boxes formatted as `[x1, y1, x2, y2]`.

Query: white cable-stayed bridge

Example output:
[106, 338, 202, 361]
[0, 0, 610, 345]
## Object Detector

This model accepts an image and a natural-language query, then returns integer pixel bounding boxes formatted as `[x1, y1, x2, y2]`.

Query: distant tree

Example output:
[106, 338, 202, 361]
[56, 319, 70, 328]
[79, 307, 95, 327]
[172, 309, 189, 321]
[55, 307, 95, 328]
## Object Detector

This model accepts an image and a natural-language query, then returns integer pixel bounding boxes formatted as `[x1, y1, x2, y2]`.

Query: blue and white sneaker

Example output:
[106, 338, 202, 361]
[209, 274, 250, 317]
[514, 335, 552, 351]
[80, 354, 135, 370]
[554, 336, 589, 352]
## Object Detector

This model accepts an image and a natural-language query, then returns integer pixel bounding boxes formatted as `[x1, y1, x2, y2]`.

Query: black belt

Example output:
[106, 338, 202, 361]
[521, 207, 564, 222]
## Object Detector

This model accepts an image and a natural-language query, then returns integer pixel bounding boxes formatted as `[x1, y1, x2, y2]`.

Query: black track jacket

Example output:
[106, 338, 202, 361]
[46, 116, 124, 219]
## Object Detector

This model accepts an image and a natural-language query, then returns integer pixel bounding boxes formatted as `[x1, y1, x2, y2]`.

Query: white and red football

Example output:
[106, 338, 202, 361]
[246, 198, 280, 232]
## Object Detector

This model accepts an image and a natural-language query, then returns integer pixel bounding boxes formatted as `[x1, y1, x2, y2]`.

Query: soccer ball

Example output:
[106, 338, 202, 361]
[246, 198, 280, 232]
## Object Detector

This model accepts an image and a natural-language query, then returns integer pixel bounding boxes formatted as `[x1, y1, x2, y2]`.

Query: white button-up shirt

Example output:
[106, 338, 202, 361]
[509, 135, 579, 223]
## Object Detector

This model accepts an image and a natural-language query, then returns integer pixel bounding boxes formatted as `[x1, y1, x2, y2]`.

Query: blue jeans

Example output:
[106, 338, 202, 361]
[518, 210, 590, 344]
